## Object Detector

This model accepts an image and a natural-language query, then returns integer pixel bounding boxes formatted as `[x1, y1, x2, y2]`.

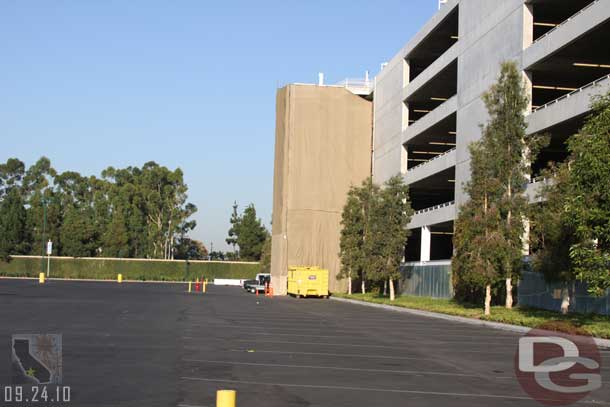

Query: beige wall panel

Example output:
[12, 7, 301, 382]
[271, 84, 372, 294]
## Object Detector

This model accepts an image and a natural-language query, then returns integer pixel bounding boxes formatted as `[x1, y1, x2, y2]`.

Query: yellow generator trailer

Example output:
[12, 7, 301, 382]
[287, 266, 329, 298]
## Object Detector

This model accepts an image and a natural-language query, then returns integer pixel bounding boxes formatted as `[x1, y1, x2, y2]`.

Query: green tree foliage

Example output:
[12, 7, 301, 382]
[0, 157, 198, 259]
[209, 251, 226, 261]
[369, 176, 413, 300]
[102, 209, 130, 258]
[534, 93, 610, 298]
[452, 61, 547, 314]
[530, 165, 577, 313]
[259, 234, 272, 273]
[338, 176, 413, 298]
[60, 205, 98, 257]
[0, 158, 26, 199]
[174, 238, 208, 260]
[0, 189, 29, 260]
[338, 187, 366, 295]
[226, 201, 239, 256]
[234, 204, 268, 261]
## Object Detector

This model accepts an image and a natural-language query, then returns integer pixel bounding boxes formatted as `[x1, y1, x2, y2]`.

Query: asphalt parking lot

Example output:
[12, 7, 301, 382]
[0, 279, 608, 407]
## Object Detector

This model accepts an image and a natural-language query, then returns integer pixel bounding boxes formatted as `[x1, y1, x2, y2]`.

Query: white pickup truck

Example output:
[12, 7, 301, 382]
[243, 273, 271, 294]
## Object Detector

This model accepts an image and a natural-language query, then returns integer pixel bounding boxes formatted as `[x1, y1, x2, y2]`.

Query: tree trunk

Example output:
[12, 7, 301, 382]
[484, 284, 492, 316]
[361, 280, 366, 294]
[505, 277, 513, 309]
[389, 278, 395, 301]
[383, 280, 388, 296]
[560, 284, 570, 315]
[347, 273, 352, 295]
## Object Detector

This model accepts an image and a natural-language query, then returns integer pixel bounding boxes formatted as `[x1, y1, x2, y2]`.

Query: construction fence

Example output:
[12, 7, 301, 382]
[398, 261, 453, 299]
[518, 271, 610, 316]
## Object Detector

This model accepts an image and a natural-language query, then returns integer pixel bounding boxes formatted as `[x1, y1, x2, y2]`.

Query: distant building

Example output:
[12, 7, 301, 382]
[270, 85, 372, 294]
[271, 0, 610, 293]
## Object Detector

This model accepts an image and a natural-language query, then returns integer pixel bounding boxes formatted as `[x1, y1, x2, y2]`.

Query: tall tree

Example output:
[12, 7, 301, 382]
[530, 167, 576, 313]
[338, 187, 366, 295]
[453, 134, 505, 315]
[0, 158, 25, 200]
[226, 201, 240, 257]
[370, 176, 413, 301]
[101, 208, 130, 258]
[234, 204, 268, 261]
[338, 177, 411, 296]
[0, 189, 29, 260]
[480, 61, 547, 308]
[453, 61, 547, 314]
[60, 205, 98, 257]
[0, 157, 198, 260]
[535, 93, 610, 298]
[356, 178, 380, 294]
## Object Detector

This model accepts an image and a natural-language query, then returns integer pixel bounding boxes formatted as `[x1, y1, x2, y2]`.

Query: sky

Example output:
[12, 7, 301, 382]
[0, 0, 439, 252]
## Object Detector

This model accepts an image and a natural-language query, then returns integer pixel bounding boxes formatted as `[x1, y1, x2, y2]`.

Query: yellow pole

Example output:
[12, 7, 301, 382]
[188, 281, 192, 293]
[39, 272, 45, 284]
[203, 280, 207, 293]
[216, 390, 236, 407]
[117, 274, 123, 283]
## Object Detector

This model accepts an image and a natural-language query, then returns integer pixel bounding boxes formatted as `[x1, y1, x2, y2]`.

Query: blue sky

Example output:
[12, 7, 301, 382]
[0, 1, 438, 251]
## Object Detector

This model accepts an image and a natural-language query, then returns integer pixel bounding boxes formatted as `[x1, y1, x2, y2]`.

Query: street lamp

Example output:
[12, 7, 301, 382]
[40, 198, 47, 276]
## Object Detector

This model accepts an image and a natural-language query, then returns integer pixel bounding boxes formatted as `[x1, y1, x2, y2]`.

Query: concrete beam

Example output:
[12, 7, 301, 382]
[404, 148, 456, 186]
[404, 43, 459, 101]
[395, 0, 459, 63]
[408, 201, 456, 230]
[526, 75, 610, 135]
[522, 0, 610, 69]
[402, 95, 457, 144]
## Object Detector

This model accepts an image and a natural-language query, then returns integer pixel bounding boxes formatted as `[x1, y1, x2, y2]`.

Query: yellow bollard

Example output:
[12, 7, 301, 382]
[188, 281, 192, 293]
[117, 274, 123, 283]
[203, 280, 207, 293]
[216, 390, 236, 407]
[39, 272, 45, 284]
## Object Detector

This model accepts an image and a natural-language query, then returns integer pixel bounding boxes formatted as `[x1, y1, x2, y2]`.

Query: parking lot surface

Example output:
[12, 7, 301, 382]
[0, 279, 608, 406]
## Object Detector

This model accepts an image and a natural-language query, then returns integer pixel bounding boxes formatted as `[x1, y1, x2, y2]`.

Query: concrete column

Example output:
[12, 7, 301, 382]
[401, 144, 408, 174]
[420, 226, 431, 262]
[402, 101, 410, 131]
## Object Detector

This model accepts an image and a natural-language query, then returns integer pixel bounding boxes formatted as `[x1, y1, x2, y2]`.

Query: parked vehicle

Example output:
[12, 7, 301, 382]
[242, 278, 258, 291]
[246, 273, 271, 294]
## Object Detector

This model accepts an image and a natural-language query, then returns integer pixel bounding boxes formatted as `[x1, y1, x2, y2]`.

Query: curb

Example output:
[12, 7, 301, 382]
[331, 296, 610, 349]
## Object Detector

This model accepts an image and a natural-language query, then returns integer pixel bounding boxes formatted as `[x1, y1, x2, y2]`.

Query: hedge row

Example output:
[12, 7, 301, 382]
[0, 256, 260, 281]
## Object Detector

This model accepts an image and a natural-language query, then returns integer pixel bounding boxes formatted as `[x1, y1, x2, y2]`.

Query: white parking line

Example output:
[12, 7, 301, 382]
[180, 377, 569, 403]
[230, 338, 512, 354]
[182, 358, 487, 378]
[186, 322, 518, 337]
[183, 332, 516, 347]
[227, 348, 449, 361]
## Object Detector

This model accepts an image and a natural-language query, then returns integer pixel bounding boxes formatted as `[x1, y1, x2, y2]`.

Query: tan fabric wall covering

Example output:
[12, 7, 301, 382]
[271, 84, 372, 294]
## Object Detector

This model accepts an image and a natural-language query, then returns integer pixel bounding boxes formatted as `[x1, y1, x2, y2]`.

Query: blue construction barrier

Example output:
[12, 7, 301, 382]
[398, 261, 453, 299]
[518, 271, 610, 315]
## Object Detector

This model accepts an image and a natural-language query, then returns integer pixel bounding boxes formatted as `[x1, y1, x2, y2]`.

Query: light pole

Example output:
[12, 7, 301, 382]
[40, 198, 47, 276]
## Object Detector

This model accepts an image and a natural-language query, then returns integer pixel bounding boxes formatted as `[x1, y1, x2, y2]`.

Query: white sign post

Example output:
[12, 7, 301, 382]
[46, 240, 52, 277]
